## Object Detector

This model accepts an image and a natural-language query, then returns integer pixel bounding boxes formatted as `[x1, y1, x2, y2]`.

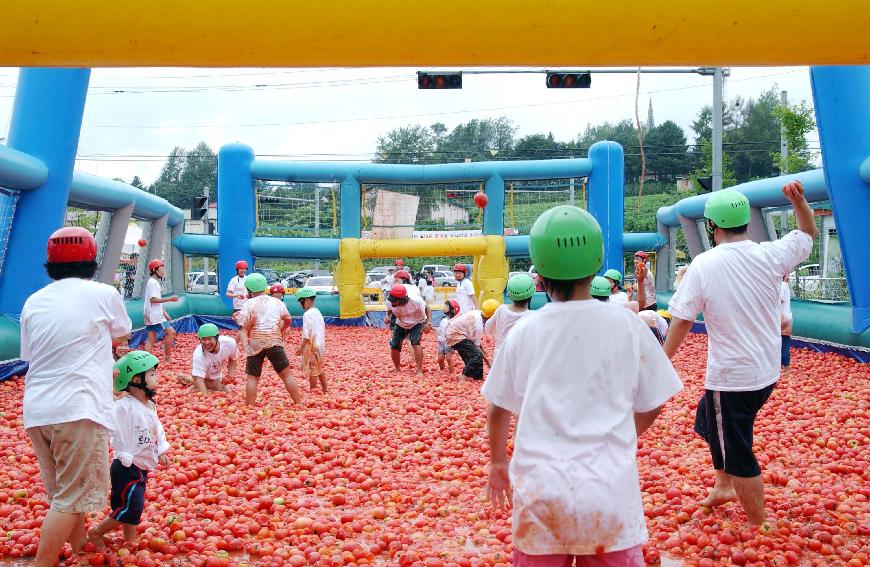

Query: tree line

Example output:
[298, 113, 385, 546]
[138, 86, 815, 212]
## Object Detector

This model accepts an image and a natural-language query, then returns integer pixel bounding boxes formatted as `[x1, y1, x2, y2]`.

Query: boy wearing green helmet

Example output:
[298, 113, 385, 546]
[482, 205, 682, 565]
[484, 273, 535, 358]
[88, 351, 170, 550]
[663, 180, 818, 526]
[189, 323, 238, 394]
[603, 268, 629, 304]
[295, 287, 328, 394]
[590, 275, 612, 301]
[236, 273, 302, 406]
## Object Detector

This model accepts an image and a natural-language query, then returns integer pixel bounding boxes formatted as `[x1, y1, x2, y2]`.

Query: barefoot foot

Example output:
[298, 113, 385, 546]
[699, 488, 738, 508]
[87, 528, 106, 551]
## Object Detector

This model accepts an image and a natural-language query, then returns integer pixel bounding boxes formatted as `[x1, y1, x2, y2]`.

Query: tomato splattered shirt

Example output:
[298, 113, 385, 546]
[482, 300, 683, 556]
[237, 295, 291, 355]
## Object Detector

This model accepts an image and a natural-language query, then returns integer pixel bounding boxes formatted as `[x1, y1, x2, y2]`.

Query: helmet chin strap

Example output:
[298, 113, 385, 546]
[130, 376, 157, 401]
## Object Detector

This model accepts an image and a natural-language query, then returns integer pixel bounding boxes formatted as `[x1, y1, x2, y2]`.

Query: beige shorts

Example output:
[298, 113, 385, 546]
[26, 420, 110, 514]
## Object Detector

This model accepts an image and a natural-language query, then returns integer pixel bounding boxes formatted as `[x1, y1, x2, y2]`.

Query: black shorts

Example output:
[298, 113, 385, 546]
[109, 460, 148, 525]
[641, 302, 659, 312]
[451, 339, 484, 380]
[390, 323, 424, 350]
[246, 345, 290, 377]
[694, 383, 776, 478]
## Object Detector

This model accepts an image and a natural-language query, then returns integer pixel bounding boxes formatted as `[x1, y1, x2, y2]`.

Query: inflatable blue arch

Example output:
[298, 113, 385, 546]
[1, 66, 869, 378]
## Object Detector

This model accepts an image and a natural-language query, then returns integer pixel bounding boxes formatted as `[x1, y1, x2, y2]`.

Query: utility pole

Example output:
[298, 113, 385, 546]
[780, 90, 789, 173]
[202, 186, 210, 281]
[568, 177, 575, 206]
[314, 185, 321, 270]
[712, 67, 724, 191]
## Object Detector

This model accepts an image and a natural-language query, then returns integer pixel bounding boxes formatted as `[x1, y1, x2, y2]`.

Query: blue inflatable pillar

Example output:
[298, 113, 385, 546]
[217, 143, 255, 309]
[587, 141, 625, 273]
[340, 177, 361, 238]
[0, 68, 91, 315]
[482, 174, 505, 236]
[810, 66, 870, 333]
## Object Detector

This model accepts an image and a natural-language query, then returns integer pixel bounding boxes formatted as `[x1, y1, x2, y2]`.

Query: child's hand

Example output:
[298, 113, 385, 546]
[782, 180, 806, 204]
[158, 453, 170, 466]
[487, 463, 512, 509]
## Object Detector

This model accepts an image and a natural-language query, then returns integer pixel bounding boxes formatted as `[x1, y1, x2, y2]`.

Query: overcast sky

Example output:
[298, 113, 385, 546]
[0, 66, 816, 186]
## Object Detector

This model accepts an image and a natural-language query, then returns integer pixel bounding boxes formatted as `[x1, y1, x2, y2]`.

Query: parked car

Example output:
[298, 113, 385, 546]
[365, 271, 387, 286]
[369, 266, 395, 275]
[188, 271, 218, 293]
[422, 264, 452, 275]
[304, 275, 338, 294]
[431, 270, 457, 287]
[254, 268, 280, 284]
[789, 263, 822, 293]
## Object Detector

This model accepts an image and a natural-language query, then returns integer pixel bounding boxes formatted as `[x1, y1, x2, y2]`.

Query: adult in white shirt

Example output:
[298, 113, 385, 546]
[143, 259, 178, 363]
[20, 227, 132, 565]
[190, 323, 238, 394]
[452, 263, 476, 314]
[632, 251, 658, 311]
[664, 182, 817, 526]
[384, 284, 431, 375]
[484, 206, 682, 564]
[780, 275, 793, 367]
[226, 260, 248, 315]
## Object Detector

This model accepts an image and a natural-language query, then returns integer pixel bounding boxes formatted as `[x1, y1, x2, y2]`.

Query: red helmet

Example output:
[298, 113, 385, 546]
[269, 283, 284, 295]
[148, 259, 165, 272]
[235, 260, 249, 271]
[394, 258, 405, 267]
[445, 299, 460, 316]
[388, 284, 407, 299]
[453, 264, 468, 273]
[634, 251, 649, 261]
[46, 227, 96, 263]
[394, 270, 411, 281]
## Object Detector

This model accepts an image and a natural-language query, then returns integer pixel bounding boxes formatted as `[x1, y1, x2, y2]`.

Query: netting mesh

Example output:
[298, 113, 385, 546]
[256, 182, 341, 238]
[361, 183, 484, 238]
[503, 179, 586, 235]
[0, 187, 20, 278]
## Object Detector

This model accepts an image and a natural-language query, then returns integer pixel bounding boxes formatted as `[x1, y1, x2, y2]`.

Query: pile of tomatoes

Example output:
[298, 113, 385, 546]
[0, 328, 867, 566]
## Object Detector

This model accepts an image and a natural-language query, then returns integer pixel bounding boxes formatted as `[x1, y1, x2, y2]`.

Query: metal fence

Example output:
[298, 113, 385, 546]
[503, 179, 584, 235]
[0, 187, 19, 278]
[361, 182, 483, 238]
[256, 181, 341, 238]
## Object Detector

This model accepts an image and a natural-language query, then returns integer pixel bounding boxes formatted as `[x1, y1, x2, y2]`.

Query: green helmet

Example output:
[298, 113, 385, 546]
[590, 276, 612, 298]
[295, 287, 316, 300]
[529, 206, 603, 280]
[244, 273, 268, 293]
[603, 269, 623, 286]
[507, 273, 535, 301]
[704, 188, 751, 228]
[113, 350, 159, 392]
[197, 323, 219, 339]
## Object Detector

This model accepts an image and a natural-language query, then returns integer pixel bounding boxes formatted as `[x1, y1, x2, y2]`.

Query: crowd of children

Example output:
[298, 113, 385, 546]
[18, 179, 818, 566]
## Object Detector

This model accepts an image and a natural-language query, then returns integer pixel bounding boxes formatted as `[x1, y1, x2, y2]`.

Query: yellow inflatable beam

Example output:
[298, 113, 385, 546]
[1, 1, 867, 66]
[335, 236, 509, 319]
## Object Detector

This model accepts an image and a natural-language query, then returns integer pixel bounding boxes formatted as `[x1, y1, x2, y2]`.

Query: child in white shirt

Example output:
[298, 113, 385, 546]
[437, 299, 460, 373]
[780, 275, 793, 367]
[446, 299, 499, 380]
[143, 259, 178, 363]
[88, 351, 169, 549]
[452, 264, 476, 314]
[295, 287, 327, 393]
[485, 273, 534, 358]
[484, 206, 682, 565]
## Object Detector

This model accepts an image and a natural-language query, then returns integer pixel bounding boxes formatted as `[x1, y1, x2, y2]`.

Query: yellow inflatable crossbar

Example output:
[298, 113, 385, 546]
[1, 1, 867, 66]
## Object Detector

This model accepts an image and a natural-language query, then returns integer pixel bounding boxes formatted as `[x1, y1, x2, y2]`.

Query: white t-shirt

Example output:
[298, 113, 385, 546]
[639, 270, 657, 309]
[454, 278, 476, 314]
[191, 335, 237, 382]
[227, 275, 247, 310]
[446, 310, 485, 346]
[638, 310, 669, 340]
[403, 283, 421, 299]
[111, 396, 169, 471]
[143, 278, 165, 325]
[485, 305, 530, 355]
[668, 230, 813, 391]
[237, 295, 290, 355]
[20, 278, 132, 431]
[437, 316, 453, 347]
[386, 296, 428, 329]
[610, 291, 629, 304]
[381, 275, 395, 302]
[302, 307, 326, 353]
[421, 284, 435, 305]
[481, 300, 683, 556]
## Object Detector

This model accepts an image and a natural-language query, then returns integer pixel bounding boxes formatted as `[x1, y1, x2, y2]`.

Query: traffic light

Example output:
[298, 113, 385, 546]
[545, 72, 591, 88]
[417, 72, 462, 89]
[191, 196, 207, 220]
